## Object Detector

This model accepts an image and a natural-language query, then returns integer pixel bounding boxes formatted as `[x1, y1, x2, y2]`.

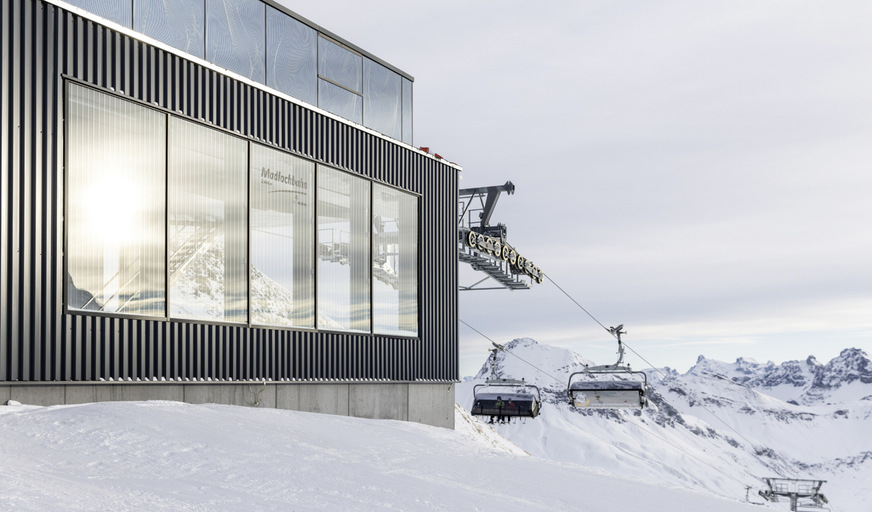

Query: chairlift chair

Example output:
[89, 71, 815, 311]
[567, 325, 648, 409]
[470, 345, 542, 420]
[471, 378, 542, 419]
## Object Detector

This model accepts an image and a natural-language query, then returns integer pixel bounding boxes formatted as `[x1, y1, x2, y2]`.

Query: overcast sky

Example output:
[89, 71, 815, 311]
[284, 0, 872, 376]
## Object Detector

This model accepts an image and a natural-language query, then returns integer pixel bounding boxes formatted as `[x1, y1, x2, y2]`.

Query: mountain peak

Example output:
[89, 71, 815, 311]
[503, 337, 538, 350]
[813, 347, 872, 389]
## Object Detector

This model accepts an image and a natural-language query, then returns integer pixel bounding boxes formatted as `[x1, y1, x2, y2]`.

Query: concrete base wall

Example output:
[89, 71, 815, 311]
[1, 382, 455, 429]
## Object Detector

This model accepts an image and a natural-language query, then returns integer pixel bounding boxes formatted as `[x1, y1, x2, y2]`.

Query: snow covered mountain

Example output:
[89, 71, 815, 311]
[691, 347, 872, 405]
[457, 338, 872, 512]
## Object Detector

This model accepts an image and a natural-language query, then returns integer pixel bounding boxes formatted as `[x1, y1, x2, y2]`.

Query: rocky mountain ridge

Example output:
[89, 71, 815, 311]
[690, 347, 872, 404]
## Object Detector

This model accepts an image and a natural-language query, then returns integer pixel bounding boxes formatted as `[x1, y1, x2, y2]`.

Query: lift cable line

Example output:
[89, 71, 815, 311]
[541, 273, 800, 480]
[545, 274, 612, 334]
[459, 319, 566, 387]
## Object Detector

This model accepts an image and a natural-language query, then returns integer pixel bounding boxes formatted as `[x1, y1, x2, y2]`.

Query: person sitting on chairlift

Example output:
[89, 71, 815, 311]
[495, 396, 506, 424]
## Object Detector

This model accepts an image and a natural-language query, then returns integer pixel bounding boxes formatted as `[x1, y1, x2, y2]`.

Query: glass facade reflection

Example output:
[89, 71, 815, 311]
[402, 78, 413, 144]
[206, 0, 265, 82]
[67, 83, 166, 316]
[134, 0, 205, 58]
[266, 6, 317, 106]
[250, 144, 315, 327]
[364, 60, 402, 141]
[317, 167, 371, 332]
[66, 85, 417, 335]
[318, 80, 363, 125]
[64, 0, 132, 27]
[318, 36, 362, 93]
[69, 0, 413, 144]
[168, 118, 248, 322]
[372, 185, 418, 336]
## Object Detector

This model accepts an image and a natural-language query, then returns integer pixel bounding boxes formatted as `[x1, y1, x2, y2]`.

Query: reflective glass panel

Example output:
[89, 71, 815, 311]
[318, 80, 362, 124]
[67, 83, 166, 316]
[168, 118, 248, 322]
[317, 167, 370, 332]
[250, 144, 315, 327]
[64, 0, 132, 27]
[317, 36, 362, 93]
[372, 185, 418, 336]
[206, 0, 265, 82]
[266, 6, 317, 106]
[134, 0, 205, 59]
[363, 59, 402, 140]
[402, 78, 413, 145]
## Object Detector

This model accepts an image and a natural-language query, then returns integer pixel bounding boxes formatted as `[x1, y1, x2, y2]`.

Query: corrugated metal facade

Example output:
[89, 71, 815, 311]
[0, 0, 459, 383]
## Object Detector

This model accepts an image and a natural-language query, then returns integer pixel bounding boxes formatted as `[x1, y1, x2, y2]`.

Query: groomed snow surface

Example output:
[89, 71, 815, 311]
[0, 400, 760, 512]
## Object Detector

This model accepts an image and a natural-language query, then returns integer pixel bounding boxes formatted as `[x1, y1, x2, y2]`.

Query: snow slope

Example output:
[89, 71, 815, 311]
[458, 338, 872, 512]
[0, 400, 760, 512]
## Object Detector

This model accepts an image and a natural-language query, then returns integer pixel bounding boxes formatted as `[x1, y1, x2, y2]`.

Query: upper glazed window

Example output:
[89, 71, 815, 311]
[64, 0, 132, 26]
[318, 36, 362, 93]
[206, 0, 266, 82]
[66, 0, 413, 144]
[134, 0, 205, 58]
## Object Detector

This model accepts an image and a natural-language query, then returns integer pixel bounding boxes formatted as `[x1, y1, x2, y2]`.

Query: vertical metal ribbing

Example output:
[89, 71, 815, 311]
[45, 3, 60, 381]
[0, 0, 9, 381]
[16, 0, 31, 380]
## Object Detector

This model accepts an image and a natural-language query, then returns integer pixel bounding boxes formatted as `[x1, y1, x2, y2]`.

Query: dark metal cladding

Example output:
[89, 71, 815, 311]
[0, 0, 459, 383]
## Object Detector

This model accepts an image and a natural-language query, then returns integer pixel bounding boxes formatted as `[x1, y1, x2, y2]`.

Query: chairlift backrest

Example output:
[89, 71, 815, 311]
[471, 379, 542, 418]
[567, 370, 648, 409]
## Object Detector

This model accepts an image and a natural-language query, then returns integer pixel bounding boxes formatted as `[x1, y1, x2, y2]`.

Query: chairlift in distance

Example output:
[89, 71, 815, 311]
[470, 344, 542, 420]
[758, 477, 829, 511]
[567, 325, 648, 409]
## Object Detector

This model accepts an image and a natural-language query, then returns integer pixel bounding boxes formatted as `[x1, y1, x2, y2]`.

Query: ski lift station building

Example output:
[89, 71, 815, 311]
[0, 0, 459, 428]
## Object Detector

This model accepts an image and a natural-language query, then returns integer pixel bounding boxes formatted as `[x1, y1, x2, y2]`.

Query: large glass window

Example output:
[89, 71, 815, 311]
[317, 167, 370, 332]
[168, 118, 248, 323]
[134, 0, 205, 59]
[250, 144, 315, 327]
[266, 6, 317, 106]
[67, 84, 419, 335]
[372, 185, 418, 336]
[206, 0, 265, 82]
[364, 60, 402, 141]
[67, 83, 166, 316]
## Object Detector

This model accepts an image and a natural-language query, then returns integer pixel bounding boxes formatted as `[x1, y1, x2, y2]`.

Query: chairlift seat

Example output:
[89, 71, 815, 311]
[471, 392, 540, 418]
[471, 380, 542, 419]
[567, 370, 648, 409]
